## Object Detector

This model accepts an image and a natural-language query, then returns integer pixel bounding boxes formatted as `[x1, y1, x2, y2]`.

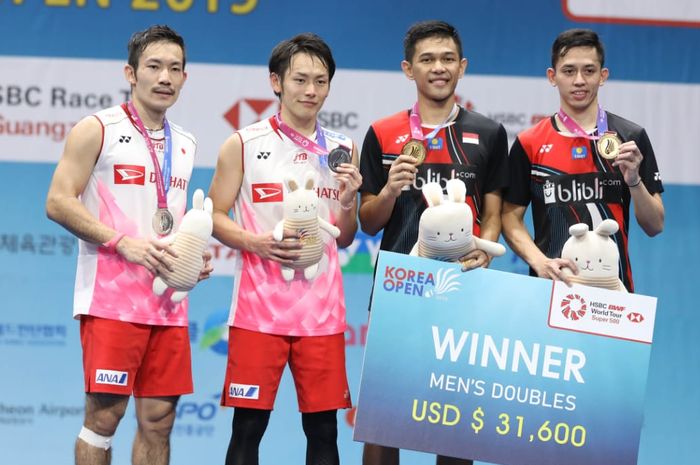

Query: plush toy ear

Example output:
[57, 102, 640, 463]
[595, 219, 619, 237]
[192, 189, 204, 210]
[304, 171, 316, 190]
[445, 179, 466, 203]
[204, 197, 213, 215]
[568, 223, 589, 238]
[285, 175, 299, 192]
[422, 182, 444, 208]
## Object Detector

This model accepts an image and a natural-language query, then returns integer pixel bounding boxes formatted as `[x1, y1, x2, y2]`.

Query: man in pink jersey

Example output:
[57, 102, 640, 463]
[46, 25, 211, 465]
[208, 33, 362, 465]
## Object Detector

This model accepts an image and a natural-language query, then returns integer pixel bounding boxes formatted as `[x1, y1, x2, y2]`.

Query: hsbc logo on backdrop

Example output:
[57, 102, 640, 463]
[224, 98, 279, 130]
[252, 183, 283, 203]
[114, 164, 145, 185]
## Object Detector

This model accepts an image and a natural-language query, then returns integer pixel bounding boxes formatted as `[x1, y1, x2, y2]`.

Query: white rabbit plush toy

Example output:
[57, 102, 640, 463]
[409, 179, 506, 262]
[153, 188, 213, 302]
[273, 171, 340, 281]
[560, 219, 626, 292]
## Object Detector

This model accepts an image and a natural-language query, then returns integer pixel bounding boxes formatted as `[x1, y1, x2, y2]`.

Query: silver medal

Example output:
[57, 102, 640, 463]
[328, 147, 352, 172]
[152, 208, 174, 235]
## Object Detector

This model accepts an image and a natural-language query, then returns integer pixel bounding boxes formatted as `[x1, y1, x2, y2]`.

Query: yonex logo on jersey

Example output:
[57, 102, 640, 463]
[118, 135, 131, 143]
[539, 144, 553, 154]
[252, 183, 283, 203]
[654, 172, 661, 181]
[95, 369, 128, 386]
[114, 165, 145, 185]
[229, 383, 260, 399]
[257, 151, 271, 160]
[293, 152, 308, 164]
[395, 134, 409, 145]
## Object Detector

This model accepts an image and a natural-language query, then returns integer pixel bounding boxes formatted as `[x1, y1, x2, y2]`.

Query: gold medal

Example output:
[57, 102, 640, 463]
[401, 140, 427, 165]
[597, 133, 622, 160]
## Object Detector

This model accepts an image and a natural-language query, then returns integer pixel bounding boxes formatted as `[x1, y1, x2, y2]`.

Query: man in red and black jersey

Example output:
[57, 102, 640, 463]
[359, 21, 508, 270]
[503, 29, 664, 292]
[358, 20, 508, 465]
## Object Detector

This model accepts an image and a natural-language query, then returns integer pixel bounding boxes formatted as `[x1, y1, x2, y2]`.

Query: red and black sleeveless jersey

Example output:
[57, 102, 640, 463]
[505, 113, 664, 292]
[360, 106, 509, 254]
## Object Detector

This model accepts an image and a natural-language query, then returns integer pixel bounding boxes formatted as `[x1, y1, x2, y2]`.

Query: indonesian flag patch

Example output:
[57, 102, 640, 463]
[462, 132, 479, 144]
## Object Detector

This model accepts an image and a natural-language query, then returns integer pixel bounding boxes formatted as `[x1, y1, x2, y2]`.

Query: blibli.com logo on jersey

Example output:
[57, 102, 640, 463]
[95, 369, 128, 386]
[414, 168, 476, 190]
[543, 178, 607, 205]
[383, 266, 461, 300]
[229, 383, 260, 400]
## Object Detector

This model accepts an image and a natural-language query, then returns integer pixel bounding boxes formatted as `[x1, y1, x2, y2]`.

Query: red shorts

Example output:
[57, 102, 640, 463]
[221, 327, 351, 413]
[80, 315, 193, 397]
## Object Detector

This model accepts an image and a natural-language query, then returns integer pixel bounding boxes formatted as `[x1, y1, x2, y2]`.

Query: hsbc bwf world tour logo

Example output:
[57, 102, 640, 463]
[561, 293, 587, 321]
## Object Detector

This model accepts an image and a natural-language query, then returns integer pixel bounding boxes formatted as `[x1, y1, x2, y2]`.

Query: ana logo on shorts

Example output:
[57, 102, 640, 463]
[229, 383, 259, 399]
[560, 294, 587, 321]
[95, 369, 128, 386]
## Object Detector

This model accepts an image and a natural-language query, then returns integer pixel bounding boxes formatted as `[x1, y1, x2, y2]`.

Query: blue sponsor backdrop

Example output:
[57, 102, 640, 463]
[1, 2, 699, 464]
[0, 1, 699, 83]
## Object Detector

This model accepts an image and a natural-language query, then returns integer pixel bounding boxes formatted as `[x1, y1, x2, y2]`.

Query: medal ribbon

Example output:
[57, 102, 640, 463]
[409, 102, 459, 141]
[127, 101, 172, 210]
[557, 104, 609, 140]
[274, 113, 328, 166]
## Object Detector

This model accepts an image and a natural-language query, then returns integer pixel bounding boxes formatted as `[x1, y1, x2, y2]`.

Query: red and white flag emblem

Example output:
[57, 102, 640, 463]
[462, 132, 479, 144]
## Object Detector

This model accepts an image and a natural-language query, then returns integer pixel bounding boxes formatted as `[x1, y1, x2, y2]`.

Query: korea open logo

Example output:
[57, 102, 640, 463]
[561, 293, 587, 321]
[224, 98, 279, 130]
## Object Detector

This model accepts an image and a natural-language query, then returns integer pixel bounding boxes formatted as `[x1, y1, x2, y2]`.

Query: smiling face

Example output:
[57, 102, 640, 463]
[125, 40, 186, 121]
[271, 52, 330, 131]
[402, 36, 467, 105]
[547, 46, 608, 116]
[561, 230, 620, 279]
[419, 203, 473, 253]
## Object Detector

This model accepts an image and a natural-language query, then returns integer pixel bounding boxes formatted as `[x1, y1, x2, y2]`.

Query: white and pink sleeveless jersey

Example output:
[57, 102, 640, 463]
[229, 116, 354, 336]
[73, 104, 197, 326]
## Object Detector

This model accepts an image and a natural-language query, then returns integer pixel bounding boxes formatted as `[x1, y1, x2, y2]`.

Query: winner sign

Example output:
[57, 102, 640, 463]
[354, 252, 656, 465]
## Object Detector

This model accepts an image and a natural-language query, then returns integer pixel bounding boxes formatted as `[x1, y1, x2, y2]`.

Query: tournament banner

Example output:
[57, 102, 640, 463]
[354, 251, 657, 465]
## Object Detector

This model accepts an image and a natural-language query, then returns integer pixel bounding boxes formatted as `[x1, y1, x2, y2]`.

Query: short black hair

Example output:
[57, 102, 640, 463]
[404, 20, 463, 62]
[268, 33, 336, 98]
[551, 29, 605, 69]
[127, 25, 186, 70]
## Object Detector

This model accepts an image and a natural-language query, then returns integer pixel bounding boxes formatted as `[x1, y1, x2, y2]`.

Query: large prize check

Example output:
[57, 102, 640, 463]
[354, 251, 657, 465]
